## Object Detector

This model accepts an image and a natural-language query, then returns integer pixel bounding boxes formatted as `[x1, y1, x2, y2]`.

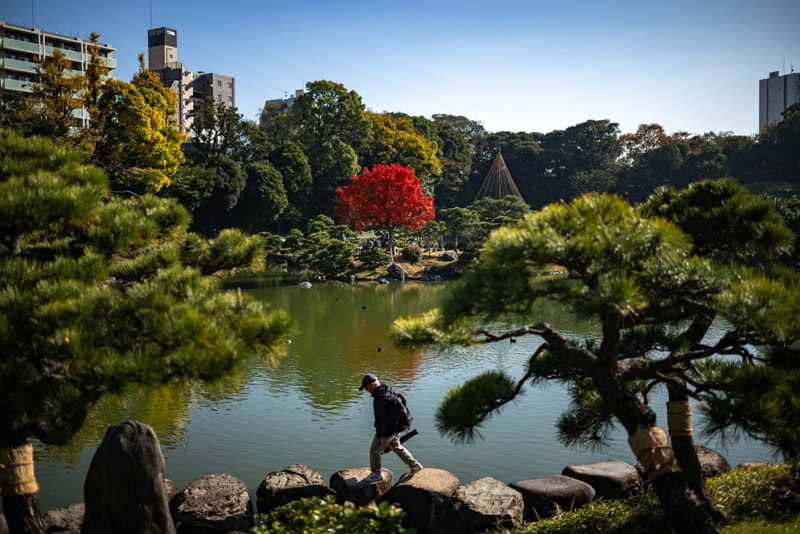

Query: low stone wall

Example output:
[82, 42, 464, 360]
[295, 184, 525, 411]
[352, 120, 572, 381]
[42, 420, 736, 534]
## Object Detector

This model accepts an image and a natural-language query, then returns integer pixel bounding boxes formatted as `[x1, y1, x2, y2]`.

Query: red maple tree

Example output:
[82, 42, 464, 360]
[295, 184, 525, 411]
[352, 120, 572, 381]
[335, 162, 435, 258]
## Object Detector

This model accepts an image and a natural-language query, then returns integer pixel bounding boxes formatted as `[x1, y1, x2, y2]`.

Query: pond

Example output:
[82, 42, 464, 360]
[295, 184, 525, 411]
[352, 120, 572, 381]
[29, 280, 776, 514]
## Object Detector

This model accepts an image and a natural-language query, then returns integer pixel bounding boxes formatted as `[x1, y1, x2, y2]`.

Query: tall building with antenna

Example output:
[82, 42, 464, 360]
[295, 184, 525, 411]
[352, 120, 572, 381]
[759, 70, 800, 132]
[147, 26, 235, 136]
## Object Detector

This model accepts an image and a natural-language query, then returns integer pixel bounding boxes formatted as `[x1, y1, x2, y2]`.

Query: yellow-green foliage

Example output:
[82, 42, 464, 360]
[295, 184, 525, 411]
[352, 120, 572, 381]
[364, 111, 442, 184]
[92, 66, 185, 191]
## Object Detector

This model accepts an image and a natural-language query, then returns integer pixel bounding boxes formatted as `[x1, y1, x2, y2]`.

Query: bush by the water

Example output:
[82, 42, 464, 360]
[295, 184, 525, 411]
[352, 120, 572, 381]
[253, 495, 410, 533]
[359, 247, 392, 269]
[401, 245, 423, 263]
[490, 463, 800, 534]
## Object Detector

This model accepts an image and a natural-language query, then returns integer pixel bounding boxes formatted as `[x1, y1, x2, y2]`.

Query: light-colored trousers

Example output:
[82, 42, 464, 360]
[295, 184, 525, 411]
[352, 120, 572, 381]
[369, 434, 417, 473]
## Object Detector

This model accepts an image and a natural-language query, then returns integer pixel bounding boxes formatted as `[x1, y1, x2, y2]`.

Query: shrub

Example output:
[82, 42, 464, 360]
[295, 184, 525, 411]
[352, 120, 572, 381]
[490, 463, 800, 534]
[253, 496, 410, 533]
[492, 494, 666, 534]
[402, 245, 423, 263]
[359, 248, 392, 270]
[708, 463, 800, 521]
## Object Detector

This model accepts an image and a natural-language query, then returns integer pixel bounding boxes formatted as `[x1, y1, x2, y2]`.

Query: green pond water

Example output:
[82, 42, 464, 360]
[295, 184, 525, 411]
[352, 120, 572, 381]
[29, 280, 775, 514]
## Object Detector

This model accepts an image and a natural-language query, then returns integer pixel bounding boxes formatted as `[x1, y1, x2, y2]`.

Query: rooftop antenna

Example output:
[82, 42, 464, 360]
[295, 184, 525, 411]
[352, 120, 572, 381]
[31, 0, 35, 27]
[150, 1, 153, 28]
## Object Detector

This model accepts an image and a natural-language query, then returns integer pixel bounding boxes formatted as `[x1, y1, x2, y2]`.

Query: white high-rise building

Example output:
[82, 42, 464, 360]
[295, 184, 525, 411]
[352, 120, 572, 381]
[759, 70, 800, 132]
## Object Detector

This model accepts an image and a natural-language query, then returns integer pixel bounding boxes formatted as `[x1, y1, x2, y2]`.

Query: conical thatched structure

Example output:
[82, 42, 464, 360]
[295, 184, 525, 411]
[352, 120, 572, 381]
[474, 149, 524, 201]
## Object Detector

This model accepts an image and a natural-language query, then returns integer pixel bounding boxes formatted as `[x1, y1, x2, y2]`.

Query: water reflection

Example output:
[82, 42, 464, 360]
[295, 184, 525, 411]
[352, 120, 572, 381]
[250, 283, 447, 415]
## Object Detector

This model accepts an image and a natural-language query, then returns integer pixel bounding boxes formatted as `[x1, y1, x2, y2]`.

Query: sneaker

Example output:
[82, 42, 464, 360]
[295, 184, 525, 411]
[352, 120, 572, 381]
[410, 462, 423, 474]
[364, 471, 384, 483]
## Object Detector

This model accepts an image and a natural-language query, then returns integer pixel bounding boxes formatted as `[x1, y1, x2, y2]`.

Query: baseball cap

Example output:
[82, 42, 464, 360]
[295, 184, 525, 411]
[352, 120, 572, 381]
[359, 374, 378, 390]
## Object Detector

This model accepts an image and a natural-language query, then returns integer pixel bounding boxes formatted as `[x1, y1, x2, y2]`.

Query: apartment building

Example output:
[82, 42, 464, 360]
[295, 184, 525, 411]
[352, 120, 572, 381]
[147, 27, 235, 135]
[759, 70, 800, 132]
[0, 21, 116, 127]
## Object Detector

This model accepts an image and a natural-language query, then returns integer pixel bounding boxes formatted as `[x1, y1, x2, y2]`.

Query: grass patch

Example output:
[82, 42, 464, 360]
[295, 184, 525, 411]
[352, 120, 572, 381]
[719, 515, 800, 534]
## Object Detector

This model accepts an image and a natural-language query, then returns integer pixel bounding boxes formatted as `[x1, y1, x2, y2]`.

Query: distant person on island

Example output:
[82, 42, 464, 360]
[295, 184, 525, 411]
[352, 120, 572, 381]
[359, 373, 422, 482]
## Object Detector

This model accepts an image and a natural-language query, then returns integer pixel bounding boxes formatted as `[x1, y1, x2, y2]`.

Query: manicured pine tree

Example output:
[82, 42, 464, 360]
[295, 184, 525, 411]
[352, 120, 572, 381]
[0, 130, 292, 533]
[391, 192, 800, 534]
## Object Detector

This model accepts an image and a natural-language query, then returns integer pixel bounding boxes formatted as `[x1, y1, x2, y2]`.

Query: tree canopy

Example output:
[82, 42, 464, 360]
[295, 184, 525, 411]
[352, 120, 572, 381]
[359, 111, 442, 188]
[335, 163, 435, 256]
[0, 129, 292, 531]
[390, 191, 800, 533]
[90, 57, 185, 192]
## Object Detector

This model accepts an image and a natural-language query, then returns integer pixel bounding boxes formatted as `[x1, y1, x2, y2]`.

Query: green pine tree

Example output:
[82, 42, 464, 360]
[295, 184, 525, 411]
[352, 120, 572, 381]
[0, 129, 292, 533]
[391, 192, 800, 534]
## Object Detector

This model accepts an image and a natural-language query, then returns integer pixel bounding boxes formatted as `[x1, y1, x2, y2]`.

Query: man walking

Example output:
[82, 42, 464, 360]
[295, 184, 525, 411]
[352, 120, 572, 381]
[359, 373, 422, 482]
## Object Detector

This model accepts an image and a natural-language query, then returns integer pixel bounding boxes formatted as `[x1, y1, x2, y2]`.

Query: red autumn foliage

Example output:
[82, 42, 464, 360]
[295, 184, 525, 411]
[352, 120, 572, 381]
[335, 163, 435, 233]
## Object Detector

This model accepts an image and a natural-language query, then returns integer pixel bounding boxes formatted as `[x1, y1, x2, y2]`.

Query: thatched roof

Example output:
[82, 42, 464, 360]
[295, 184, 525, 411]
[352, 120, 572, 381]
[474, 149, 524, 201]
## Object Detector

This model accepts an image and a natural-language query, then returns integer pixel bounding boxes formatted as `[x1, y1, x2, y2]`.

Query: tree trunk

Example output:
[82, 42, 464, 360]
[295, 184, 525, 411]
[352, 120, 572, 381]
[666, 309, 725, 524]
[650, 473, 718, 534]
[387, 227, 396, 259]
[1, 495, 45, 534]
[667, 386, 726, 524]
[591, 335, 717, 534]
[0, 441, 45, 534]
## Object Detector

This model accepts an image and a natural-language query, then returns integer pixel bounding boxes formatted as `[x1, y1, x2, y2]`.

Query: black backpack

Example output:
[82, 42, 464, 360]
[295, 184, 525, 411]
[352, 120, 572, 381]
[388, 392, 413, 433]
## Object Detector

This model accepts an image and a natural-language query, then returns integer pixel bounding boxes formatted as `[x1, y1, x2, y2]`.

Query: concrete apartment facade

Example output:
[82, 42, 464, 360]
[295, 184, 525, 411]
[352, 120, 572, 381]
[0, 21, 116, 127]
[147, 27, 235, 135]
[759, 70, 800, 132]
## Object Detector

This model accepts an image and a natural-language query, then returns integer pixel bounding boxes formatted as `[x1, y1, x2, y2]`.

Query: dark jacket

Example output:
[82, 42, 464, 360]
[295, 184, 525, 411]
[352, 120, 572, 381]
[372, 383, 398, 438]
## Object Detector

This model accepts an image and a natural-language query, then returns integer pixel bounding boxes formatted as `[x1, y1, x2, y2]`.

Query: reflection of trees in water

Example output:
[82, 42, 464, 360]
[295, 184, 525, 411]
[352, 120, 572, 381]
[34, 283, 446, 468]
[252, 283, 447, 414]
[34, 365, 257, 468]
[34, 382, 194, 467]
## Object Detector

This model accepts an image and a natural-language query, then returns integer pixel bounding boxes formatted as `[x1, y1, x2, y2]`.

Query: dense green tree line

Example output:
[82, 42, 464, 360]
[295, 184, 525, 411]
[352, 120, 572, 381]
[4, 45, 799, 243]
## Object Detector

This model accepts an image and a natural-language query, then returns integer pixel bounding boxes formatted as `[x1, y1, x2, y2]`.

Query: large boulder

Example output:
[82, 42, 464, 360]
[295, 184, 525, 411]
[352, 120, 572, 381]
[82, 421, 175, 534]
[174, 474, 252, 533]
[562, 460, 642, 500]
[387, 263, 409, 281]
[329, 468, 392, 506]
[256, 464, 335, 514]
[381, 468, 467, 534]
[453, 477, 523, 532]
[508, 475, 596, 521]
[43, 502, 84, 533]
[439, 252, 458, 262]
[694, 445, 731, 479]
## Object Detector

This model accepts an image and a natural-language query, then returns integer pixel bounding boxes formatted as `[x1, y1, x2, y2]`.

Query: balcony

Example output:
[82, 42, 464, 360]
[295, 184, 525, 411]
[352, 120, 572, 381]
[102, 57, 117, 69]
[0, 78, 34, 92]
[1, 37, 39, 53]
[0, 57, 38, 74]
[45, 46, 83, 62]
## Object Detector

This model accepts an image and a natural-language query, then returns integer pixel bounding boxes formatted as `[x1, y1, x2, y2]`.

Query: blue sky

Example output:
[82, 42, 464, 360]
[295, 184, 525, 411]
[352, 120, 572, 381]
[3, 0, 798, 136]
